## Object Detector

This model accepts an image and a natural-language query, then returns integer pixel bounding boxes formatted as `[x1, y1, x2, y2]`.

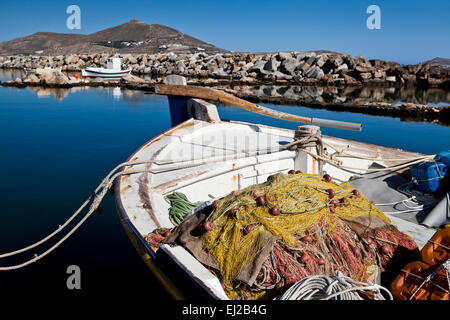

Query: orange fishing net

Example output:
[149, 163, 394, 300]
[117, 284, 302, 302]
[199, 172, 418, 299]
[150, 172, 419, 300]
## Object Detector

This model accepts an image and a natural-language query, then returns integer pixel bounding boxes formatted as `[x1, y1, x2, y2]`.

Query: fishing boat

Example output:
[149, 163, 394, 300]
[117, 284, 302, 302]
[114, 75, 448, 300]
[81, 57, 131, 80]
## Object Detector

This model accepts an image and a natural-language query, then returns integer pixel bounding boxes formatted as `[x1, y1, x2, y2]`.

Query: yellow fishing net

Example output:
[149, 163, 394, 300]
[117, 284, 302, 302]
[201, 172, 392, 298]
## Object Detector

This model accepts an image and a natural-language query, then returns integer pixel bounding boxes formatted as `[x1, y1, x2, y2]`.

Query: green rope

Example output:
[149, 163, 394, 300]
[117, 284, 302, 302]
[165, 192, 203, 226]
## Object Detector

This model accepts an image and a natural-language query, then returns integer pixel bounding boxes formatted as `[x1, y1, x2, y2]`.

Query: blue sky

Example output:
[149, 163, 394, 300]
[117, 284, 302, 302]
[0, 0, 449, 64]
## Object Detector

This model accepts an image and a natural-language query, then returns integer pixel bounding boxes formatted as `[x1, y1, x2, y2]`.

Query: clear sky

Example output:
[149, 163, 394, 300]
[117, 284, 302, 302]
[0, 0, 448, 65]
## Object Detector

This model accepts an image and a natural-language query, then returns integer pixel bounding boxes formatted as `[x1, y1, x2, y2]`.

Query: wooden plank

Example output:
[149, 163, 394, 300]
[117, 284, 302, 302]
[156, 84, 362, 131]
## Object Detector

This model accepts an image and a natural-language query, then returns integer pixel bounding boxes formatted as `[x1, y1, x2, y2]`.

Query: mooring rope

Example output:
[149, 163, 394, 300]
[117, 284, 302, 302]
[0, 167, 152, 270]
[322, 140, 434, 162]
[0, 144, 297, 270]
[301, 147, 434, 173]
[276, 270, 392, 300]
[0, 132, 436, 270]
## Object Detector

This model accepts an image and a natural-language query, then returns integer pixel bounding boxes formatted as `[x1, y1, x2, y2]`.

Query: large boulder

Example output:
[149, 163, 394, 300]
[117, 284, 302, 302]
[358, 72, 372, 80]
[211, 68, 228, 77]
[46, 72, 70, 85]
[305, 55, 316, 65]
[206, 61, 219, 73]
[314, 55, 326, 68]
[124, 54, 138, 65]
[354, 65, 371, 73]
[304, 65, 324, 79]
[35, 68, 69, 85]
[298, 61, 311, 73]
[343, 74, 358, 85]
[175, 61, 185, 73]
[248, 60, 268, 74]
[64, 55, 79, 65]
[120, 74, 146, 84]
[35, 68, 54, 82]
[276, 52, 293, 61]
[272, 71, 293, 80]
[22, 73, 40, 84]
[337, 63, 348, 72]
[386, 76, 396, 82]
[264, 60, 280, 72]
[373, 69, 386, 78]
[280, 58, 298, 75]
[342, 55, 355, 69]
[232, 70, 248, 79]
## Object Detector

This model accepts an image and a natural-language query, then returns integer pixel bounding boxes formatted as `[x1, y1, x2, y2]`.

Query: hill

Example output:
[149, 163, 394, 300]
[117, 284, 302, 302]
[0, 19, 225, 55]
[422, 57, 450, 67]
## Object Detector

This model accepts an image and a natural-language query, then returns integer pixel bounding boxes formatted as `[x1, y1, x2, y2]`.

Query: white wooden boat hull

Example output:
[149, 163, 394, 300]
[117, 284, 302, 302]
[114, 116, 437, 300]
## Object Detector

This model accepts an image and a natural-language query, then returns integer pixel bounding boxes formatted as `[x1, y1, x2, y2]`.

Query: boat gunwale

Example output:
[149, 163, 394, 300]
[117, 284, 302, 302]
[114, 118, 224, 299]
[114, 118, 198, 258]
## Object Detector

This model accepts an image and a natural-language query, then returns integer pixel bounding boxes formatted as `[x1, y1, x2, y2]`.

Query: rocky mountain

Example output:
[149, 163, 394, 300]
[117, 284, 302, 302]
[423, 57, 450, 67]
[0, 19, 225, 55]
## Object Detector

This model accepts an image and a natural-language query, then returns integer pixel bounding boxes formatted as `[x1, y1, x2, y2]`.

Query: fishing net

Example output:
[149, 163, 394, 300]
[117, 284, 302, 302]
[153, 172, 419, 300]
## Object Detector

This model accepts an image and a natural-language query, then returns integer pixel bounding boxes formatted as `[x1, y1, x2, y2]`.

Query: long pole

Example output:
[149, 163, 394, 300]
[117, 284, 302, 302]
[155, 84, 362, 131]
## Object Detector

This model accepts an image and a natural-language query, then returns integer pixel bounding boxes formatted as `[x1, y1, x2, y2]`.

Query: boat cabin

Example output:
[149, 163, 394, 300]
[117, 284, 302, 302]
[107, 57, 122, 70]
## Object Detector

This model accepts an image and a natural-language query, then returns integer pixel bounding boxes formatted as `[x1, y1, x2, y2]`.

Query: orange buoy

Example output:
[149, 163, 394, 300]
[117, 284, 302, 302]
[421, 229, 449, 266]
[391, 228, 449, 300]
[74, 73, 79, 79]
[390, 261, 449, 300]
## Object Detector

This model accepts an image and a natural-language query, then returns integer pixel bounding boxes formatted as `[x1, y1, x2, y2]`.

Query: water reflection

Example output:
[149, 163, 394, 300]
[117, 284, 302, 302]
[112, 87, 122, 100]
[0, 68, 25, 81]
[22, 85, 150, 102]
[236, 85, 450, 106]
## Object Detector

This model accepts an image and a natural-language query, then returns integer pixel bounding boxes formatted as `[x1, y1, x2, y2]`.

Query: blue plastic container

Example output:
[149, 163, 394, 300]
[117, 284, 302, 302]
[435, 151, 450, 167]
[411, 161, 448, 194]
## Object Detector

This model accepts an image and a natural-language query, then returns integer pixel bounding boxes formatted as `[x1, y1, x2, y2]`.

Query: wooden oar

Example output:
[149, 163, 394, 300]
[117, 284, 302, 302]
[155, 84, 362, 131]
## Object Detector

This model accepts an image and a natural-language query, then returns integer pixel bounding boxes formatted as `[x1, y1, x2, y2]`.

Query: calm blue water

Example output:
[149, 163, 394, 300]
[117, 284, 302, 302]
[0, 85, 449, 297]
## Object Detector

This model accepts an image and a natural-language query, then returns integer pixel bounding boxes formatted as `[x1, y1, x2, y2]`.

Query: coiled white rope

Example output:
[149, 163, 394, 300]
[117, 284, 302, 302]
[276, 271, 393, 300]
[376, 182, 439, 214]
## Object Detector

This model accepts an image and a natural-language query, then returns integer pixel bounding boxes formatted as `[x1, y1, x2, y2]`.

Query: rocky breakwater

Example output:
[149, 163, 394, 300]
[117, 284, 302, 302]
[1, 51, 450, 88]
[1, 67, 153, 90]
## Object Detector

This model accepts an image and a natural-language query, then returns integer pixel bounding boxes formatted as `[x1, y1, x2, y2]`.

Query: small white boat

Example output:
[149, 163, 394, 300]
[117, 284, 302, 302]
[114, 76, 444, 300]
[82, 57, 131, 80]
